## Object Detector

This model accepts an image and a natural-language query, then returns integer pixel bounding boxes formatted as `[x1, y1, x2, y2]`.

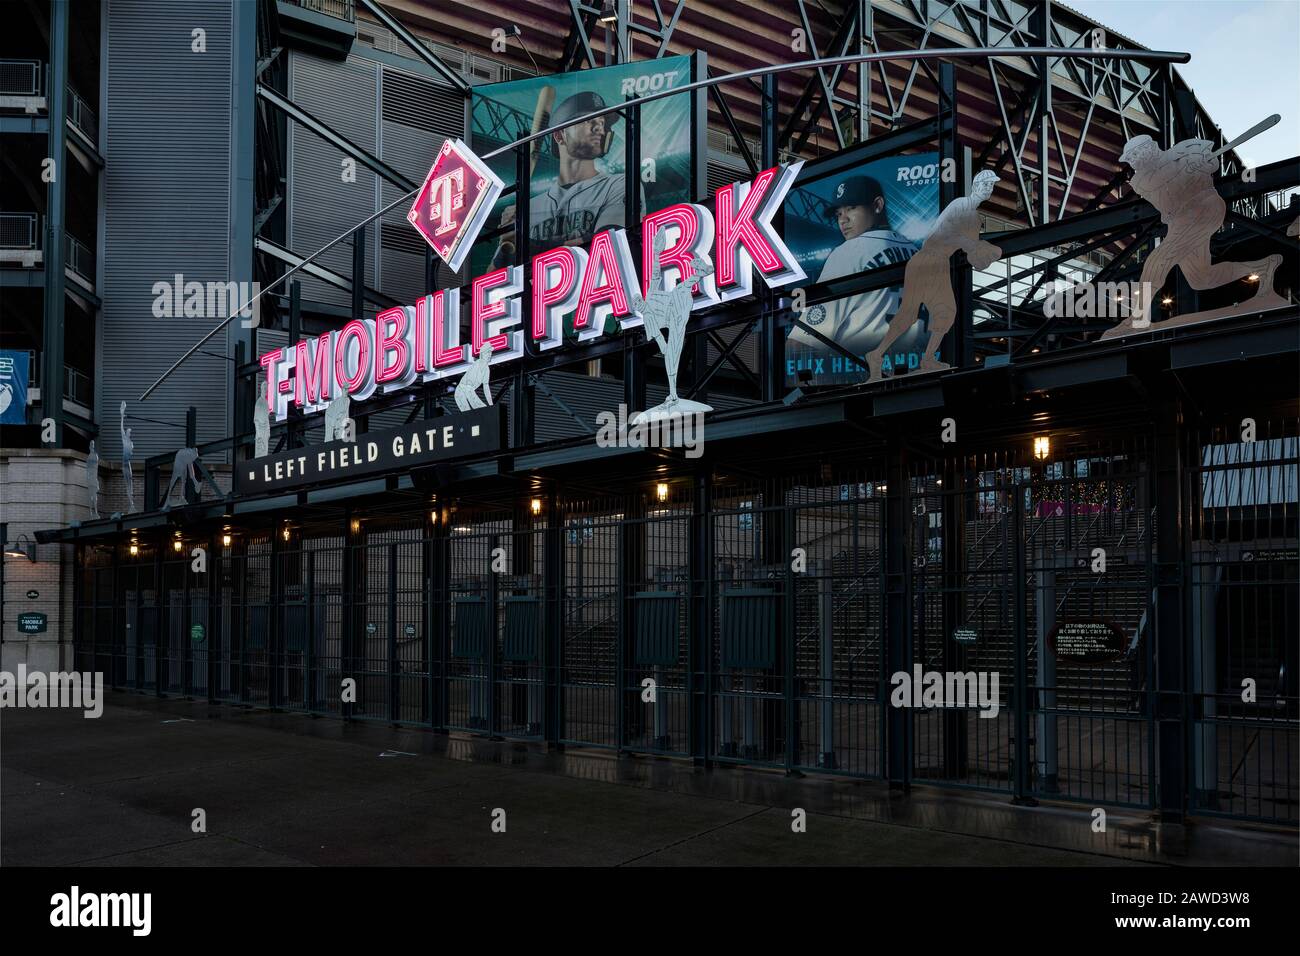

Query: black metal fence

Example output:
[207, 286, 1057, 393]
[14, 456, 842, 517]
[75, 421, 1298, 824]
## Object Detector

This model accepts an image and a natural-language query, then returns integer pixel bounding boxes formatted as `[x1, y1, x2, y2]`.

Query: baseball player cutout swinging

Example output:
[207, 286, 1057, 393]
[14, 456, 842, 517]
[865, 169, 1002, 381]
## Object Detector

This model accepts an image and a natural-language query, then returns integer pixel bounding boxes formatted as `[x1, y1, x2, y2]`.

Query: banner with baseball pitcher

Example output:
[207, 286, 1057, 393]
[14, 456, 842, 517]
[784, 152, 943, 387]
[469, 56, 697, 279]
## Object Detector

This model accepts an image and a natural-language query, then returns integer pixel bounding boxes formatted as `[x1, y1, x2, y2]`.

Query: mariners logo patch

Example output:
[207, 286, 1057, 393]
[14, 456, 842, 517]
[805, 304, 826, 325]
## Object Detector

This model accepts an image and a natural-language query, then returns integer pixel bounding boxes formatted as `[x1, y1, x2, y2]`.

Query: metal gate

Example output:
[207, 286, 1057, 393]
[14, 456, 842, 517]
[560, 509, 620, 748]
[1188, 420, 1298, 823]
[791, 484, 885, 777]
[70, 422, 1298, 825]
[1023, 445, 1155, 809]
[447, 517, 548, 739]
[910, 460, 1019, 793]
[622, 507, 691, 756]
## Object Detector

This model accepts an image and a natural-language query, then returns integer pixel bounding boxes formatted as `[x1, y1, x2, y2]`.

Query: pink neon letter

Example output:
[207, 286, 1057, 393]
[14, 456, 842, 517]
[294, 332, 332, 408]
[374, 307, 409, 385]
[472, 267, 513, 355]
[532, 247, 578, 338]
[431, 289, 465, 368]
[573, 230, 632, 334]
[715, 166, 783, 288]
[414, 296, 430, 373]
[641, 206, 701, 296]
[258, 349, 283, 409]
[334, 320, 371, 393]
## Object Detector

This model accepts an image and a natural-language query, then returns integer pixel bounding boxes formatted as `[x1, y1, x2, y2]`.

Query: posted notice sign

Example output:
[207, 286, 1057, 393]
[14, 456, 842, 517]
[236, 406, 502, 495]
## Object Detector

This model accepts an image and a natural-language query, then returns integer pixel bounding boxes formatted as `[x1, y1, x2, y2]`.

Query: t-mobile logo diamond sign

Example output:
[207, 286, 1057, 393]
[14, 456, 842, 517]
[407, 138, 503, 273]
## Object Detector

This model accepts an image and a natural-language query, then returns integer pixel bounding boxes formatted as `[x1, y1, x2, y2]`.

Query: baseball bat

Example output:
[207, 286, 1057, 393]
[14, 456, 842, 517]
[1210, 113, 1280, 160]
[529, 85, 556, 176]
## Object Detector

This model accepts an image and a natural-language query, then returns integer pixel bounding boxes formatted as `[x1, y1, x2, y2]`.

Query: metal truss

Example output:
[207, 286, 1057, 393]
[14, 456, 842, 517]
[779, 0, 867, 154]
[219, 0, 1294, 494]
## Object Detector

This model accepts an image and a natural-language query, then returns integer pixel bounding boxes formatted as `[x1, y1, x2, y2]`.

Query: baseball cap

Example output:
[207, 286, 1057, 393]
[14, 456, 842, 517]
[1119, 135, 1154, 165]
[550, 91, 621, 130]
[825, 175, 884, 218]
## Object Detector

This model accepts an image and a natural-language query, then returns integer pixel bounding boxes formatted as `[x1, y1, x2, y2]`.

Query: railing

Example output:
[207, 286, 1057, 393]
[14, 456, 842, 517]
[0, 212, 40, 251]
[0, 58, 42, 97]
[65, 366, 93, 406]
[20, 351, 94, 407]
[283, 0, 356, 21]
[66, 234, 95, 284]
[66, 87, 97, 141]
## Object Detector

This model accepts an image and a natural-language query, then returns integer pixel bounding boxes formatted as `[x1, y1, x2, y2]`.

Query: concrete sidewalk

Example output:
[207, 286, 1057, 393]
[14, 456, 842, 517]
[2, 693, 1294, 867]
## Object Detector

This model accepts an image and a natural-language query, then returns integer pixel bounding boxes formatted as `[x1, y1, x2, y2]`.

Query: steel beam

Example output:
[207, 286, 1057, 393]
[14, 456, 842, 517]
[256, 84, 415, 191]
[41, 0, 69, 446]
[357, 0, 470, 94]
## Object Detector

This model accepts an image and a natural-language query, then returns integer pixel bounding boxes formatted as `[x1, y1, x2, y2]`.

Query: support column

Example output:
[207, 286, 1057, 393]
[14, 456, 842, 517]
[1011, 484, 1035, 804]
[229, 0, 257, 434]
[941, 459, 969, 778]
[42, 0, 70, 446]
[430, 503, 452, 731]
[939, 63, 972, 370]
[387, 542, 399, 724]
[1034, 563, 1059, 791]
[512, 145, 535, 444]
[884, 439, 912, 789]
[287, 281, 304, 448]
[759, 72, 783, 403]
[1154, 395, 1188, 821]
[689, 465, 713, 765]
[543, 491, 563, 746]
[342, 511, 358, 720]
[617, 494, 645, 749]
[268, 520, 283, 710]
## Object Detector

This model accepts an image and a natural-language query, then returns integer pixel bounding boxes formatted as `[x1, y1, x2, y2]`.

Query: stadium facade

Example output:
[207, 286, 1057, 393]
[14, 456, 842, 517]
[2, 0, 1296, 826]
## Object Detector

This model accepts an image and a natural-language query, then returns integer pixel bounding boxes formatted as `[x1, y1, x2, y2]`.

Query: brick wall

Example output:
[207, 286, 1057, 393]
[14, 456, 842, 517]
[1, 449, 95, 672]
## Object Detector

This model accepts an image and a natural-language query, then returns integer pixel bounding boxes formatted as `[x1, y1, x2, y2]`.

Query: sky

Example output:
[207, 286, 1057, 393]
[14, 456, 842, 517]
[1067, 0, 1300, 165]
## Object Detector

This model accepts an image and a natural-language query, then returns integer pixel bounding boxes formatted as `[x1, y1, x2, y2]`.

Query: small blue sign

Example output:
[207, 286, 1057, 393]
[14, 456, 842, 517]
[0, 350, 29, 425]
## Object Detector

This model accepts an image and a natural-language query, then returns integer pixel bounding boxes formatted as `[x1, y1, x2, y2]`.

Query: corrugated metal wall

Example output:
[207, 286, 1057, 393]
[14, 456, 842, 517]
[100, 0, 233, 459]
[287, 49, 464, 309]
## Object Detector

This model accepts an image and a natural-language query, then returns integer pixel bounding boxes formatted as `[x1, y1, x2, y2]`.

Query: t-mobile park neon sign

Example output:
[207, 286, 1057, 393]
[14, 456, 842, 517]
[258, 163, 806, 421]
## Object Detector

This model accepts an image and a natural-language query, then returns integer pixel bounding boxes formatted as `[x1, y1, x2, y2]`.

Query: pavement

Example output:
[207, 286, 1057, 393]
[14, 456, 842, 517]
[2, 693, 1295, 867]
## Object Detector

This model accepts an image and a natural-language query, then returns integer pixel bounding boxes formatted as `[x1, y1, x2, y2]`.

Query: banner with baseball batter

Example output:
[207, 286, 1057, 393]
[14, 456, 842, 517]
[784, 152, 942, 387]
[469, 56, 697, 280]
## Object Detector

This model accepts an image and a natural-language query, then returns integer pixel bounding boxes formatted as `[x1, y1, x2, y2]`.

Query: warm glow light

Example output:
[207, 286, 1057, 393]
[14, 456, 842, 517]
[656, 482, 669, 502]
[350, 519, 361, 534]
[172, 539, 183, 552]
[222, 533, 232, 547]
[129, 543, 139, 556]
[1247, 273, 1259, 282]
[1033, 436, 1051, 460]
[530, 498, 542, 515]
[1161, 296, 1173, 306]
[282, 526, 291, 541]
